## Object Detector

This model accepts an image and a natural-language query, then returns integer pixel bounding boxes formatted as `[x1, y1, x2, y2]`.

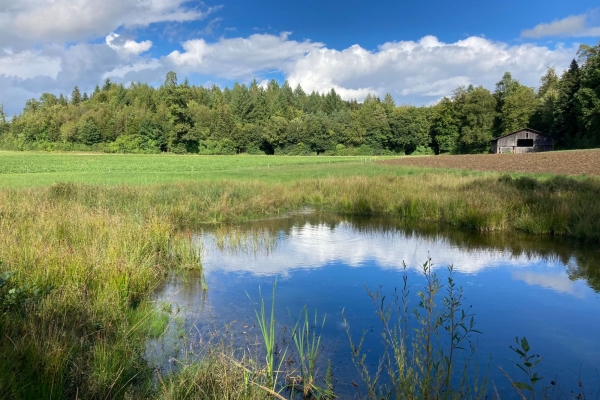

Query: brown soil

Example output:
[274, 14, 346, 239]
[380, 149, 600, 176]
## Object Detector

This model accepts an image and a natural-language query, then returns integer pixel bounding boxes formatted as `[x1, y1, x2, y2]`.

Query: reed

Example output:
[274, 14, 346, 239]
[289, 307, 328, 398]
[249, 278, 288, 395]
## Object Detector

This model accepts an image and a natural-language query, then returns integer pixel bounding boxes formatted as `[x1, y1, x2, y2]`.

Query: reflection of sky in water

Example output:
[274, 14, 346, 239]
[200, 222, 585, 281]
[152, 218, 600, 397]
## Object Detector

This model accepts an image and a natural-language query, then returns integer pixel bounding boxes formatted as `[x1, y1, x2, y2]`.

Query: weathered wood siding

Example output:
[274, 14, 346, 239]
[491, 129, 554, 154]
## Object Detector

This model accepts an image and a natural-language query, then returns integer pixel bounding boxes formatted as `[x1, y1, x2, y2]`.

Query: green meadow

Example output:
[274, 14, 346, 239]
[0, 151, 404, 188]
[1, 151, 599, 399]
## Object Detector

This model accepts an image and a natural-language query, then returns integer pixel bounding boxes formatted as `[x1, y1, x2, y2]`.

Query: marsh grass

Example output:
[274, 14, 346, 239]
[0, 189, 199, 399]
[213, 226, 280, 257]
[0, 167, 598, 398]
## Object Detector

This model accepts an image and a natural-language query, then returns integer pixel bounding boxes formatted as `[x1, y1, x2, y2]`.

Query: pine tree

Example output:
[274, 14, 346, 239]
[71, 86, 82, 105]
[323, 88, 343, 114]
[58, 94, 68, 107]
[102, 78, 112, 92]
[230, 83, 253, 123]
[530, 68, 559, 133]
[293, 84, 307, 111]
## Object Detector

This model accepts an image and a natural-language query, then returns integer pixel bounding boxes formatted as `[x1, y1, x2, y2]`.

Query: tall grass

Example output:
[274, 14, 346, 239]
[0, 170, 598, 398]
[12, 173, 597, 240]
[0, 187, 198, 399]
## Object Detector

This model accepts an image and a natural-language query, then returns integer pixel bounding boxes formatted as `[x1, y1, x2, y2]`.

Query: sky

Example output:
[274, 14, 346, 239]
[1, 0, 599, 115]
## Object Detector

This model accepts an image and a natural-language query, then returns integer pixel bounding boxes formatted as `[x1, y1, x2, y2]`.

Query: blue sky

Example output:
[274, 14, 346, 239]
[1, 0, 599, 114]
[209, 0, 597, 48]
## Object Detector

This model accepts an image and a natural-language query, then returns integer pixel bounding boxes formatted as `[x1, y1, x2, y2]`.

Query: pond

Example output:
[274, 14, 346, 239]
[149, 212, 600, 398]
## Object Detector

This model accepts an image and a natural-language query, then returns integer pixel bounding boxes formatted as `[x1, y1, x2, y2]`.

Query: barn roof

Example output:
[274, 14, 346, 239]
[490, 128, 554, 142]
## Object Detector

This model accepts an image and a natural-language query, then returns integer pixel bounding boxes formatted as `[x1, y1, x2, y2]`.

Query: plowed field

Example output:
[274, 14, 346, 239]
[380, 149, 600, 176]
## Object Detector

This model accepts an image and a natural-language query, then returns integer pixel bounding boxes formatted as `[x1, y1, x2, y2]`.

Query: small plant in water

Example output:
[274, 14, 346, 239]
[345, 257, 487, 400]
[502, 336, 592, 400]
[289, 306, 328, 398]
[249, 277, 288, 395]
[506, 336, 544, 399]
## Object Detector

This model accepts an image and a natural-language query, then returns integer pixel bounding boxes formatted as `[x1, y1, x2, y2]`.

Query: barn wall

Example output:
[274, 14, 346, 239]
[490, 141, 498, 153]
[491, 130, 554, 153]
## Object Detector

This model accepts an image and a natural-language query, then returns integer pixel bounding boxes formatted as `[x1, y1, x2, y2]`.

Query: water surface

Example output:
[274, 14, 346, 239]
[150, 214, 600, 397]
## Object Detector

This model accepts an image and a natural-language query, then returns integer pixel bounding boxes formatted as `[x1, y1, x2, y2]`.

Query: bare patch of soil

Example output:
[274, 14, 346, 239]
[380, 150, 600, 176]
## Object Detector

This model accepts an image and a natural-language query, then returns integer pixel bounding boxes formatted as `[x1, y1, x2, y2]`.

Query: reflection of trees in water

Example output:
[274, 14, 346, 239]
[201, 212, 600, 292]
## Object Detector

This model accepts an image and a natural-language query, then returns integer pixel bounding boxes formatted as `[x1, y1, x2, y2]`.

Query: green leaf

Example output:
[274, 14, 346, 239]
[520, 337, 530, 353]
[512, 382, 533, 391]
[514, 363, 527, 374]
[510, 346, 526, 357]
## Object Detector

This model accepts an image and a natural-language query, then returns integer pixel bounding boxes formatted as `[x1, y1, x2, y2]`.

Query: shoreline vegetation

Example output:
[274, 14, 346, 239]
[1, 154, 599, 398]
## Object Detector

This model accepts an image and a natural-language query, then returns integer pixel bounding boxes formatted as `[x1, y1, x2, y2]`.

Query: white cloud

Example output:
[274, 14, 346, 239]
[0, 41, 161, 114]
[106, 33, 153, 55]
[0, 0, 217, 48]
[285, 36, 575, 102]
[521, 11, 600, 38]
[167, 32, 322, 79]
[102, 60, 163, 80]
[0, 50, 61, 80]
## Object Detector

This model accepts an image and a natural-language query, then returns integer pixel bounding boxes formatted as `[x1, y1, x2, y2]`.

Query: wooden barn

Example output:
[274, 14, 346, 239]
[490, 128, 555, 154]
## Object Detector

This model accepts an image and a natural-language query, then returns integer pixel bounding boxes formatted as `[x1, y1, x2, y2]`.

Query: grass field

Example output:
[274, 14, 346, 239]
[0, 152, 405, 188]
[1, 151, 599, 399]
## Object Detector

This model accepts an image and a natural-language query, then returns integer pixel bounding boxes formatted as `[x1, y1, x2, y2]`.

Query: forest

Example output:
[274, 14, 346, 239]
[0, 41, 599, 156]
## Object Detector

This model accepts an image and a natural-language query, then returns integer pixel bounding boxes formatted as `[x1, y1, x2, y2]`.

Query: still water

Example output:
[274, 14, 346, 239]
[149, 213, 600, 397]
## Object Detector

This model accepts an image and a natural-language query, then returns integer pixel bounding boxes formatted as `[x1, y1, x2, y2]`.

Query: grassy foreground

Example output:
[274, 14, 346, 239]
[1, 153, 599, 399]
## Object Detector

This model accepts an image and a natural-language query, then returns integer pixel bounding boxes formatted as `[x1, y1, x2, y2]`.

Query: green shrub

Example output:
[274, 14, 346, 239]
[107, 135, 161, 154]
[410, 145, 434, 156]
[358, 144, 375, 156]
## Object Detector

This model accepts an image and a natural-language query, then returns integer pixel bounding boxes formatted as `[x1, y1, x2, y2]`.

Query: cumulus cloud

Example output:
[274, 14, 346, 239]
[167, 32, 322, 79]
[521, 11, 600, 38]
[286, 35, 574, 102]
[0, 0, 218, 48]
[106, 33, 153, 55]
[0, 50, 61, 80]
[0, 41, 162, 115]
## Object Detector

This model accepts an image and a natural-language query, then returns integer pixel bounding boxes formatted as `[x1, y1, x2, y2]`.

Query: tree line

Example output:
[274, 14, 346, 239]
[0, 42, 598, 155]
